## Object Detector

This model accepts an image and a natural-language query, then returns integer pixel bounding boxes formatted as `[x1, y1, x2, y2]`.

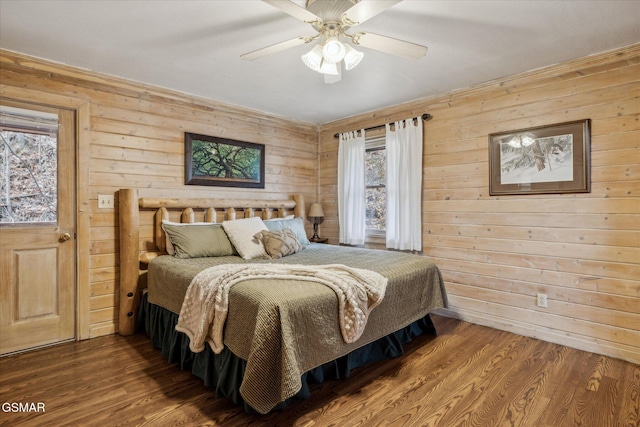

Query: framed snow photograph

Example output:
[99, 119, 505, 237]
[489, 120, 591, 196]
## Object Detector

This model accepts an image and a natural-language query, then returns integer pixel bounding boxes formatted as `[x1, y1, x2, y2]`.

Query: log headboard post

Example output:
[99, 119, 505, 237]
[293, 194, 305, 219]
[119, 188, 140, 335]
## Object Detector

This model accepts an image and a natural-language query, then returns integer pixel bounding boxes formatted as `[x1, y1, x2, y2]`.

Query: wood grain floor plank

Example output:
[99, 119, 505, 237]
[365, 341, 494, 424]
[618, 362, 640, 427]
[425, 336, 546, 427]
[0, 315, 637, 427]
[428, 334, 538, 427]
[536, 346, 588, 426]
[493, 341, 565, 426]
[286, 327, 472, 426]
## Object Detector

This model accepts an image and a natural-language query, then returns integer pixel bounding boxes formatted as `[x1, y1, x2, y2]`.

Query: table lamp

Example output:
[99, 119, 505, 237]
[307, 203, 325, 240]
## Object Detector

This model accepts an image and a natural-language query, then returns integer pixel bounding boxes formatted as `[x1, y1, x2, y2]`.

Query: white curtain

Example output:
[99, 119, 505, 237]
[385, 118, 423, 251]
[338, 129, 366, 245]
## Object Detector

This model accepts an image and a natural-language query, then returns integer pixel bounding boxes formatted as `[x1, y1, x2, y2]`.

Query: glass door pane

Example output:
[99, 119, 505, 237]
[0, 105, 58, 224]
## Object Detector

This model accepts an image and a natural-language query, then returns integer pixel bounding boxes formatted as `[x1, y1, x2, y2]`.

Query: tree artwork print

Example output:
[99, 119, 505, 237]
[185, 133, 265, 188]
[192, 140, 260, 182]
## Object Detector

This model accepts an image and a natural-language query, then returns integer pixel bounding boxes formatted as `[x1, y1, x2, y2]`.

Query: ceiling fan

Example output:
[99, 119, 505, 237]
[241, 0, 428, 83]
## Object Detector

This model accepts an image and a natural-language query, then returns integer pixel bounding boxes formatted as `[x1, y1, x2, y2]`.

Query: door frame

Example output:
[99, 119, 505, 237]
[1, 85, 91, 340]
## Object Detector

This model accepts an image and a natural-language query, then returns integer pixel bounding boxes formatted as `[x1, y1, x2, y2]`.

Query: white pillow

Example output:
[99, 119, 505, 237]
[222, 217, 269, 260]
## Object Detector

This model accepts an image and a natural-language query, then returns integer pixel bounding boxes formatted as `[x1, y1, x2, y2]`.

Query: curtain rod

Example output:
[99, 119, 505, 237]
[333, 113, 432, 138]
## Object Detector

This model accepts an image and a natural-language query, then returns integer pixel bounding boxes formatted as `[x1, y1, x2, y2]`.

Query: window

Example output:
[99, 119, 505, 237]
[365, 137, 385, 233]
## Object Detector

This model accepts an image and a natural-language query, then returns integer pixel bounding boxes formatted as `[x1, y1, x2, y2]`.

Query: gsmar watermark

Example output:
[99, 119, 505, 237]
[2, 402, 46, 413]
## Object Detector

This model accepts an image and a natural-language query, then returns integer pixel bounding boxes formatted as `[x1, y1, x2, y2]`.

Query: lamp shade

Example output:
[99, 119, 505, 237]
[308, 203, 325, 218]
[301, 44, 324, 72]
[343, 44, 364, 70]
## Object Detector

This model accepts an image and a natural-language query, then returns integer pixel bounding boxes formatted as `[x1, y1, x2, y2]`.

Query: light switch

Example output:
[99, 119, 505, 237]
[98, 194, 114, 209]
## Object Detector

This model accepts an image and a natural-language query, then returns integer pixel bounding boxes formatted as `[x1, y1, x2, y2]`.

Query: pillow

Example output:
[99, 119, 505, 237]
[265, 214, 294, 221]
[162, 221, 208, 256]
[222, 217, 269, 260]
[161, 221, 236, 259]
[254, 228, 305, 259]
[263, 217, 311, 245]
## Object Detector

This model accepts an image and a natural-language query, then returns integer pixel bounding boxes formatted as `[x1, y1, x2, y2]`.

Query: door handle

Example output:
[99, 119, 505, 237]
[60, 232, 72, 242]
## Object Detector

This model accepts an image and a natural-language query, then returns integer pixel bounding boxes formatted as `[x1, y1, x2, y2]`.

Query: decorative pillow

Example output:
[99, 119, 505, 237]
[254, 228, 305, 259]
[161, 221, 236, 259]
[263, 217, 311, 245]
[222, 217, 269, 260]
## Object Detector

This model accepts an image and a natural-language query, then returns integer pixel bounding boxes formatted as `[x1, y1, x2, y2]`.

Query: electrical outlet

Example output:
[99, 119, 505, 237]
[98, 194, 114, 209]
[536, 293, 548, 308]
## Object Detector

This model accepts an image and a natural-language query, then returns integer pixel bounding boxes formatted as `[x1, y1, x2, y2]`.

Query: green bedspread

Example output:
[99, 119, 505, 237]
[147, 244, 447, 414]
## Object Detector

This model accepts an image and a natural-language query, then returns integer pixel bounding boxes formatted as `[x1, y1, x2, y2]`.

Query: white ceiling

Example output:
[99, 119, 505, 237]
[1, 1, 638, 124]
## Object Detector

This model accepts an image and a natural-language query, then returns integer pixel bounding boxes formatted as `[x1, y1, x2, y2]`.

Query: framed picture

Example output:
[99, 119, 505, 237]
[489, 119, 591, 195]
[184, 132, 265, 188]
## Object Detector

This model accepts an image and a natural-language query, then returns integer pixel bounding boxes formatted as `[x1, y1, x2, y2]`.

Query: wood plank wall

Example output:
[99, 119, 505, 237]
[1, 44, 637, 364]
[0, 50, 319, 339]
[318, 44, 640, 364]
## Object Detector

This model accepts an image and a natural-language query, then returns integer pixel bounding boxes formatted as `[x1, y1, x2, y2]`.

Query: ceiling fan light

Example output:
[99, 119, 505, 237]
[343, 44, 364, 70]
[322, 37, 346, 63]
[301, 44, 324, 71]
[319, 60, 339, 75]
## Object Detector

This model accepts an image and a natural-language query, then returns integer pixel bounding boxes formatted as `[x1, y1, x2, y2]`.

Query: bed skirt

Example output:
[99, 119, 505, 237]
[138, 292, 437, 413]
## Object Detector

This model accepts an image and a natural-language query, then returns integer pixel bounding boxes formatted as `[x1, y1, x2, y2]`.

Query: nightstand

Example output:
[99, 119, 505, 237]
[310, 237, 328, 244]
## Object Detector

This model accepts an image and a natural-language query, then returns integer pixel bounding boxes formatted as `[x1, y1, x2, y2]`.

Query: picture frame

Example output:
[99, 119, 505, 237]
[184, 132, 265, 188]
[489, 119, 591, 196]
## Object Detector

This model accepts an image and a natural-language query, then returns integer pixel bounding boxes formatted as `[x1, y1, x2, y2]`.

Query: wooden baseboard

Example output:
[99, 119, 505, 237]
[435, 308, 639, 364]
[89, 322, 116, 339]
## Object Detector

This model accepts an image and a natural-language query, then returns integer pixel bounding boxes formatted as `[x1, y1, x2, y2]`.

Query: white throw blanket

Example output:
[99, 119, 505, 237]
[175, 263, 388, 354]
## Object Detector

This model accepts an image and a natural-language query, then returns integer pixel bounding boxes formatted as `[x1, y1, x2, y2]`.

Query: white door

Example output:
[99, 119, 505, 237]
[0, 102, 76, 355]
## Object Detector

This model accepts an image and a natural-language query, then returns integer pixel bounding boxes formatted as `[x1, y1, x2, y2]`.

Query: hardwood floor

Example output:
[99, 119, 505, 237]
[1, 315, 638, 427]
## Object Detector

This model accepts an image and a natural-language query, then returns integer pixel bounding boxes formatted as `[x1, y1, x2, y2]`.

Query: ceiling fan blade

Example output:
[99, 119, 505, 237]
[342, 0, 402, 26]
[355, 32, 427, 59]
[324, 64, 342, 84]
[262, 0, 322, 24]
[241, 37, 309, 61]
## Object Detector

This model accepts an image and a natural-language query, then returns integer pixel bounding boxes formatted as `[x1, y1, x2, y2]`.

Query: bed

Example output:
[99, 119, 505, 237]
[118, 188, 447, 414]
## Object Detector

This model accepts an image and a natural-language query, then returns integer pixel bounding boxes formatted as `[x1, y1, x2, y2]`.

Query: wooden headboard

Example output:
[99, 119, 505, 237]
[118, 188, 305, 335]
